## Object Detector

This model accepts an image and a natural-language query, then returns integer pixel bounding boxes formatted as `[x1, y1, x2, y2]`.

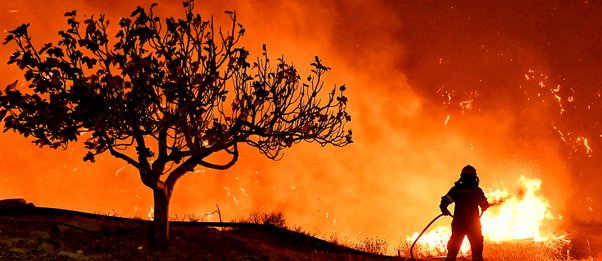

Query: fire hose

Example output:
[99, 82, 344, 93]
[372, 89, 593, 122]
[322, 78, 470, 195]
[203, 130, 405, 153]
[410, 209, 487, 260]
[409, 213, 449, 261]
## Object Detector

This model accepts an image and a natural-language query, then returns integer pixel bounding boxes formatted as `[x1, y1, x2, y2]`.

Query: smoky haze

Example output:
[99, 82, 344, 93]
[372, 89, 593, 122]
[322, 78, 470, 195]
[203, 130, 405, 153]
[0, 0, 599, 246]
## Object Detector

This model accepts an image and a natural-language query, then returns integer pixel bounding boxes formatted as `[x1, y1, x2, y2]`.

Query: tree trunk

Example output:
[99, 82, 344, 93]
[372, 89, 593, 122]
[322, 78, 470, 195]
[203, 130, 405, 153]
[150, 187, 171, 251]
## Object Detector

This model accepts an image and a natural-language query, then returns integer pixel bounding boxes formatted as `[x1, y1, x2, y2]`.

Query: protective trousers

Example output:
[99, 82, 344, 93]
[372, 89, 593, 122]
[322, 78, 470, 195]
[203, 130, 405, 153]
[445, 221, 483, 261]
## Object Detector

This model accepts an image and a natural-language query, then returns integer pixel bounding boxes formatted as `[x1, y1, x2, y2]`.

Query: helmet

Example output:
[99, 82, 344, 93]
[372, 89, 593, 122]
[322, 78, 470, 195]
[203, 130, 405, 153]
[461, 165, 477, 175]
[457, 165, 479, 188]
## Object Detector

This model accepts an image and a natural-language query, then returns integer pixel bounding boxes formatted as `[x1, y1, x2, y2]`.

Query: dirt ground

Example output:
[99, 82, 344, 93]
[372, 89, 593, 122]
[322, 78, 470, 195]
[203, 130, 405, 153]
[0, 206, 407, 260]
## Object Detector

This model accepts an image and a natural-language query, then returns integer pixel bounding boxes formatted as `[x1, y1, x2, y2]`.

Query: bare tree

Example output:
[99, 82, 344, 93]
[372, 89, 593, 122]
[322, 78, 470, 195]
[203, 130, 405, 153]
[0, 1, 351, 249]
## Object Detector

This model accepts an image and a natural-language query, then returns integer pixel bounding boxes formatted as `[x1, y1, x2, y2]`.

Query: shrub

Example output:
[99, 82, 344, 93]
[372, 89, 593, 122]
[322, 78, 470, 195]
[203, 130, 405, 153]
[238, 212, 287, 229]
[354, 237, 388, 255]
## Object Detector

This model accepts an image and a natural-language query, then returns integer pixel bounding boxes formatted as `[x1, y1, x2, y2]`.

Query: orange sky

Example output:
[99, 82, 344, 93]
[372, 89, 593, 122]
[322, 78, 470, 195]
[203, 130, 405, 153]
[0, 0, 600, 246]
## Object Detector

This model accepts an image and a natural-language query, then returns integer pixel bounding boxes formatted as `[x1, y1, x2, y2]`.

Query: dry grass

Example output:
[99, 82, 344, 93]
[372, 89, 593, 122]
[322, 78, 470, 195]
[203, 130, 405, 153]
[354, 237, 389, 255]
[484, 237, 571, 260]
[396, 239, 446, 259]
[236, 211, 288, 228]
[396, 236, 572, 260]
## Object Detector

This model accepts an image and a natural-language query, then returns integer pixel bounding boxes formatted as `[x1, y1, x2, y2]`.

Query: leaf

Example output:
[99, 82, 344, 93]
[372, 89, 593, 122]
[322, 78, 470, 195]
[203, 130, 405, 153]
[83, 151, 96, 162]
[84, 140, 96, 149]
[345, 112, 351, 122]
[9, 23, 30, 37]
[39, 43, 52, 54]
[337, 96, 348, 105]
[131, 6, 141, 17]
[119, 17, 131, 27]
[64, 10, 76, 17]
[5, 80, 18, 91]
[0, 109, 7, 121]
[85, 20, 97, 35]
[67, 18, 79, 28]
[47, 47, 64, 57]
[3, 34, 14, 44]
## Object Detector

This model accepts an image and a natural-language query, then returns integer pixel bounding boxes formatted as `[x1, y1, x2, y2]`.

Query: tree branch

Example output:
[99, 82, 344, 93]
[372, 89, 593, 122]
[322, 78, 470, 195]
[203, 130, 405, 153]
[104, 136, 140, 169]
[199, 144, 239, 170]
[164, 155, 200, 191]
[151, 128, 168, 174]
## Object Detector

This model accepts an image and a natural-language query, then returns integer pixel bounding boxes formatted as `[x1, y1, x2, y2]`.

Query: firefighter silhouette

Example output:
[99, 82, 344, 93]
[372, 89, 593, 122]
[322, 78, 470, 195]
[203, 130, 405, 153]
[440, 165, 489, 261]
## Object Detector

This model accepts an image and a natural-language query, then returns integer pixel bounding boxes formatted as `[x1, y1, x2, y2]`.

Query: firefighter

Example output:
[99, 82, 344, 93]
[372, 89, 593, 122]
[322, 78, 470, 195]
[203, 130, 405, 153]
[440, 165, 489, 261]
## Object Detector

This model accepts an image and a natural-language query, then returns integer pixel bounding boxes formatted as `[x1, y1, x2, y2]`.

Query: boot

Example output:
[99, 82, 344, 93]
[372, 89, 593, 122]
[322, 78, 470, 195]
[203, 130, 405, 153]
[446, 250, 458, 261]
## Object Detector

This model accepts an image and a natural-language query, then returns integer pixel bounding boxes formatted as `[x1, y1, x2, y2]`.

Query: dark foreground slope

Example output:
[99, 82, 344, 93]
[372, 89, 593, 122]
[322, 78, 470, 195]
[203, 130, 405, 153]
[0, 206, 403, 260]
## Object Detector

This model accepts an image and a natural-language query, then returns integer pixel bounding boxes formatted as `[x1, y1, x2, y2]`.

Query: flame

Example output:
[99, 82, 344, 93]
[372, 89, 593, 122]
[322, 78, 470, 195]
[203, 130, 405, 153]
[482, 176, 555, 242]
[148, 206, 154, 221]
[407, 176, 565, 257]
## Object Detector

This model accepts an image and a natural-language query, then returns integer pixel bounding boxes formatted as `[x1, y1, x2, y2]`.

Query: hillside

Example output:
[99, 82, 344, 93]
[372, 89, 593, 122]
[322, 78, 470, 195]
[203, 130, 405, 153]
[0, 203, 404, 260]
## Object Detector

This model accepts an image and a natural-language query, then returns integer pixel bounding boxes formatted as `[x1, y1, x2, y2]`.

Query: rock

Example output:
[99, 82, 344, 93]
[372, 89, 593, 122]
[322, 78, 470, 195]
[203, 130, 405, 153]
[0, 198, 35, 208]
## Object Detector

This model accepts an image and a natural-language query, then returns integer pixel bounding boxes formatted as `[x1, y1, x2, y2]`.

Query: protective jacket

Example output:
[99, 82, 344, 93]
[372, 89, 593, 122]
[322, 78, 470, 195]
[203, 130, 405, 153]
[440, 184, 489, 225]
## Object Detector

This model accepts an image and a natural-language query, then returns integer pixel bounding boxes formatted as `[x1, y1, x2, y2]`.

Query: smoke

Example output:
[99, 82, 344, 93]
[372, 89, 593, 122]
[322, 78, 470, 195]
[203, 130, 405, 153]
[0, 0, 600, 248]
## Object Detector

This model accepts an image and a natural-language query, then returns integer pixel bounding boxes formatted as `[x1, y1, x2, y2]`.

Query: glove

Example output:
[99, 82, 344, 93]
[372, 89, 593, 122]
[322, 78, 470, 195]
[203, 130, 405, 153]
[481, 205, 489, 212]
[480, 201, 489, 212]
[440, 207, 452, 216]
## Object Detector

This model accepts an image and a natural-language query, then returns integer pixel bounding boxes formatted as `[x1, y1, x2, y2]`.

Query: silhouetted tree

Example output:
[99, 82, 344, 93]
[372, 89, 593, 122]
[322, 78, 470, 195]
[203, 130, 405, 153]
[0, 1, 351, 250]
